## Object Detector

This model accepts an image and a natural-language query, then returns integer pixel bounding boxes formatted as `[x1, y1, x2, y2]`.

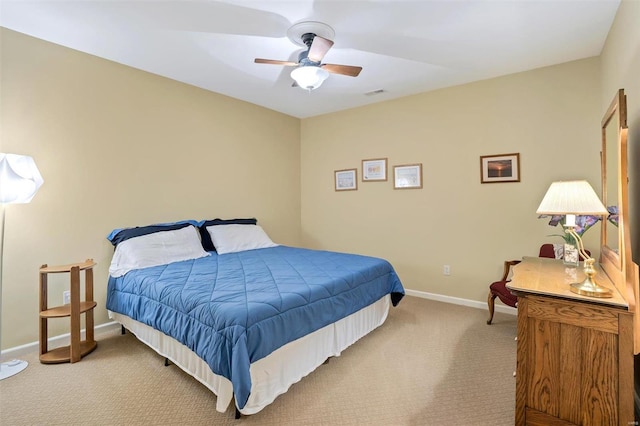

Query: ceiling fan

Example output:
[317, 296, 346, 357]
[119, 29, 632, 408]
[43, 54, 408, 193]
[254, 21, 362, 91]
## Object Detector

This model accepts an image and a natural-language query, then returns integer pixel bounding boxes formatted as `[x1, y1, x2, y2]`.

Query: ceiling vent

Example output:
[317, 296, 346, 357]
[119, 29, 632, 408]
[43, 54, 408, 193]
[365, 89, 385, 96]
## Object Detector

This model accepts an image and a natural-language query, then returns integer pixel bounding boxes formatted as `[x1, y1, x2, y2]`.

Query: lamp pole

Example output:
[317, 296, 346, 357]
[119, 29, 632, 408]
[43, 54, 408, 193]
[0, 153, 44, 380]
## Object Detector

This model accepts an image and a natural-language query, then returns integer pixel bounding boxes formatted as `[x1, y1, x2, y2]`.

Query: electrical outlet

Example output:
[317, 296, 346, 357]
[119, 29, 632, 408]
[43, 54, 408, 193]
[63, 290, 71, 305]
[443, 265, 451, 276]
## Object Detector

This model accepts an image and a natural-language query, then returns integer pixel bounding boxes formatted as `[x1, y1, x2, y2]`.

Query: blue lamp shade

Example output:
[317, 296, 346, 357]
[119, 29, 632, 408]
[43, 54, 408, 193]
[0, 153, 44, 204]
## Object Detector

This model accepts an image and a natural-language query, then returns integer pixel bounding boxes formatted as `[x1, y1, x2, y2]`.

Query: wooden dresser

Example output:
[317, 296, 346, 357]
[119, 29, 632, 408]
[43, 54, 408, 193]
[508, 256, 634, 426]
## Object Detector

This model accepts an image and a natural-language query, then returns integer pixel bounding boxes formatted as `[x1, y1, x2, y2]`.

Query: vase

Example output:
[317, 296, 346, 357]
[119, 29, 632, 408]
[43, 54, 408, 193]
[563, 242, 579, 267]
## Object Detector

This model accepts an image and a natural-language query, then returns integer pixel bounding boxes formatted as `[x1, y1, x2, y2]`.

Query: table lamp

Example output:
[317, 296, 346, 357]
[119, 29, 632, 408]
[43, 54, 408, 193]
[0, 153, 44, 380]
[536, 180, 611, 297]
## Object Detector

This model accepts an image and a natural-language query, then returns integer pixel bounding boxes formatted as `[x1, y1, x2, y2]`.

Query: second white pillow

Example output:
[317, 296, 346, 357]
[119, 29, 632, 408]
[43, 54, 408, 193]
[207, 224, 278, 254]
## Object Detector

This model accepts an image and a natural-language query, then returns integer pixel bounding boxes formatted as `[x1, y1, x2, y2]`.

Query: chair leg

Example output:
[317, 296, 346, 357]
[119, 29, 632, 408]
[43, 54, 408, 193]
[487, 291, 496, 325]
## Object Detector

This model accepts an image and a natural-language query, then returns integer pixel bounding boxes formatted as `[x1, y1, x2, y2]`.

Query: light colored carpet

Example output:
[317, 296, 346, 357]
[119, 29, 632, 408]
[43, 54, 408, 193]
[0, 296, 516, 425]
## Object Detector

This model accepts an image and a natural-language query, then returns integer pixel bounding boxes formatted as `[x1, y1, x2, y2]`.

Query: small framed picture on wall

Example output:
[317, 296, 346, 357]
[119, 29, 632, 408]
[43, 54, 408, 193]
[335, 168, 358, 191]
[480, 153, 520, 183]
[362, 158, 388, 181]
[393, 163, 422, 189]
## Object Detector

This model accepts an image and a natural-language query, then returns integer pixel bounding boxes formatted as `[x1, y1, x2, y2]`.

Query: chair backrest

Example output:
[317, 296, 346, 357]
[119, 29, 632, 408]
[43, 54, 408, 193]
[539, 243, 556, 259]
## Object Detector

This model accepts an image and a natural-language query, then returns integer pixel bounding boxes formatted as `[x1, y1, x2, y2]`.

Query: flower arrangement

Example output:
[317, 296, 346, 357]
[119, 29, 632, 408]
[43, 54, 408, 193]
[607, 205, 619, 227]
[538, 214, 601, 244]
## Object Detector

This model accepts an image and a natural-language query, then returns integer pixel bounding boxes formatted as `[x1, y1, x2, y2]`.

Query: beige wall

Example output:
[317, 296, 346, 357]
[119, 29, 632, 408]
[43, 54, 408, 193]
[601, 0, 640, 261]
[3, 4, 639, 351]
[599, 0, 640, 380]
[300, 58, 602, 302]
[0, 29, 301, 349]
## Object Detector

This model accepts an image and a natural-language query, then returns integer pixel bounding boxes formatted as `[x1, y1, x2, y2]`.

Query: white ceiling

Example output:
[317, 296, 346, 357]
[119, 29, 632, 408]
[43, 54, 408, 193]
[0, 0, 620, 118]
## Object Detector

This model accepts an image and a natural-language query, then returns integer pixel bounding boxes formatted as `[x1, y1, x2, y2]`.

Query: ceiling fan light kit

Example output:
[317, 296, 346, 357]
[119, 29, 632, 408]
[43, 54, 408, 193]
[291, 66, 330, 91]
[255, 21, 362, 92]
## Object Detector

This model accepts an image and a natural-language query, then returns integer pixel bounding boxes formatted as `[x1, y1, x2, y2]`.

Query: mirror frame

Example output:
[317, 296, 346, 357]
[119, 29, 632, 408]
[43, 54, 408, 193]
[600, 89, 636, 310]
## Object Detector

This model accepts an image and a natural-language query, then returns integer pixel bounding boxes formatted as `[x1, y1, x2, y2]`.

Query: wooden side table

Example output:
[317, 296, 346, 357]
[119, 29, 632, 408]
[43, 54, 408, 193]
[39, 259, 97, 364]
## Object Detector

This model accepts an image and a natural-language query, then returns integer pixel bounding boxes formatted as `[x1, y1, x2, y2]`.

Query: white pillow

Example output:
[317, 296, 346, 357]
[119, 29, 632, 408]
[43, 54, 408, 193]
[109, 226, 209, 277]
[207, 224, 278, 255]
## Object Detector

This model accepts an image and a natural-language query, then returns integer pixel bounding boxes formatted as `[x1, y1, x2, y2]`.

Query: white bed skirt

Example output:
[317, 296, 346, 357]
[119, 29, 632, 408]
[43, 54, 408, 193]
[108, 294, 390, 415]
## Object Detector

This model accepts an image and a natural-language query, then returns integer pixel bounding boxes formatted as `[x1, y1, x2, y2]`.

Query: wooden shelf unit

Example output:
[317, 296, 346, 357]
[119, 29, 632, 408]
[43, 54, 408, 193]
[39, 259, 97, 364]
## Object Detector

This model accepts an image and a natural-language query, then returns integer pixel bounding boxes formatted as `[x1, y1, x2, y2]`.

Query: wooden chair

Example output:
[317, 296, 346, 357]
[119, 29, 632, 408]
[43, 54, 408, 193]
[486, 260, 522, 325]
[486, 244, 557, 324]
[486, 243, 589, 324]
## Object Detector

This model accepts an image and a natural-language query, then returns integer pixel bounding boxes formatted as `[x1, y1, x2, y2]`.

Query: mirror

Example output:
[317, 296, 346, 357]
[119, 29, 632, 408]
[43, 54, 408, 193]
[600, 89, 632, 301]
[601, 89, 640, 354]
[603, 97, 621, 254]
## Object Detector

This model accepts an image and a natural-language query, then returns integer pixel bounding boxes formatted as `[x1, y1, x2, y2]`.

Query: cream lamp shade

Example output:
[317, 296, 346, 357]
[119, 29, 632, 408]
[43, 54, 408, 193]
[290, 66, 329, 90]
[0, 153, 44, 204]
[536, 180, 608, 217]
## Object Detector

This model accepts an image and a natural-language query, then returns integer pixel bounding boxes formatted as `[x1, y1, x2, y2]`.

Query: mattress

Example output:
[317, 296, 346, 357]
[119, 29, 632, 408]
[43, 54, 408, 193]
[109, 294, 390, 414]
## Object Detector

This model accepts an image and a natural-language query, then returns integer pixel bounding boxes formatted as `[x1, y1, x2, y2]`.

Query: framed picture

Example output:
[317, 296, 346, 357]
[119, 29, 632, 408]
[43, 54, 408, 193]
[335, 168, 358, 191]
[393, 163, 422, 189]
[362, 158, 388, 181]
[480, 153, 520, 183]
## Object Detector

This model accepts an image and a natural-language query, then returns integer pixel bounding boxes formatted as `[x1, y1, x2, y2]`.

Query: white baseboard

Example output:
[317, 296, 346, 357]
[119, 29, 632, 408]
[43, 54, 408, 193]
[0, 321, 121, 360]
[2, 291, 515, 359]
[404, 289, 518, 316]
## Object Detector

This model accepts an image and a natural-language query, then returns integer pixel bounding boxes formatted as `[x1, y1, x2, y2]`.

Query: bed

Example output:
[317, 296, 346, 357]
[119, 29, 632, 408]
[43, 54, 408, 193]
[105, 220, 404, 416]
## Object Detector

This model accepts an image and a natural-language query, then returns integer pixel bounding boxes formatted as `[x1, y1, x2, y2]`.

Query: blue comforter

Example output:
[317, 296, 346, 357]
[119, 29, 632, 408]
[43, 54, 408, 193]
[106, 246, 404, 408]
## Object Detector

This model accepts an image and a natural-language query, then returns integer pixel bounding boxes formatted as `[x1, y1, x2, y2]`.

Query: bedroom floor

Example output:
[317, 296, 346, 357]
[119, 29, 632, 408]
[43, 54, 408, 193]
[0, 296, 516, 425]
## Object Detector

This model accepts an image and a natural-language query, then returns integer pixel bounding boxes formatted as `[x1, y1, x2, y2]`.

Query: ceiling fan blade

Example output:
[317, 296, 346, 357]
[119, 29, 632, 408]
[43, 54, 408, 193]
[321, 64, 363, 77]
[255, 58, 299, 66]
[308, 36, 334, 62]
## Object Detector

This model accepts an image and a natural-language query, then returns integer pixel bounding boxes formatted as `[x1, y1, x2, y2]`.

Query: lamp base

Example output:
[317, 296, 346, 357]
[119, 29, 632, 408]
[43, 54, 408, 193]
[0, 359, 28, 380]
[569, 277, 613, 298]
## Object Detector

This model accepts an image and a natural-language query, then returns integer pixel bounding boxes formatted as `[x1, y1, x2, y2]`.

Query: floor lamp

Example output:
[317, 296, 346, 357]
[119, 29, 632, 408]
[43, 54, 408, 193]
[0, 153, 44, 380]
